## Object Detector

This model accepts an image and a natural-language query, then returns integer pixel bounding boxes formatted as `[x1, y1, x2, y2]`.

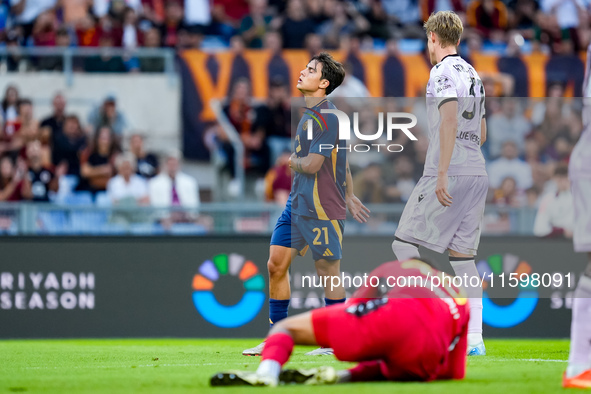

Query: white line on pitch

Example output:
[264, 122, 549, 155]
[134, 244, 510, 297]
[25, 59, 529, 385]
[16, 358, 567, 371]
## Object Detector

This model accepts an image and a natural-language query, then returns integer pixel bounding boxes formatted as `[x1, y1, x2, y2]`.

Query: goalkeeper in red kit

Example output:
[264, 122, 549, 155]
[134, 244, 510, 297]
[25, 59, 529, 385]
[210, 258, 470, 387]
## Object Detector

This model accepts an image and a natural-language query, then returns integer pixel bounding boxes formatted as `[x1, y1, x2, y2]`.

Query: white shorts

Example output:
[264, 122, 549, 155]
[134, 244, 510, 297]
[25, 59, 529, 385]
[395, 175, 488, 255]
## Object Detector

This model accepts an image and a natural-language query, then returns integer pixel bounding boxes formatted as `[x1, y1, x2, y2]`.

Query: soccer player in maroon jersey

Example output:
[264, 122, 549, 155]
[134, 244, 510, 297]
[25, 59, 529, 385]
[211, 258, 469, 387]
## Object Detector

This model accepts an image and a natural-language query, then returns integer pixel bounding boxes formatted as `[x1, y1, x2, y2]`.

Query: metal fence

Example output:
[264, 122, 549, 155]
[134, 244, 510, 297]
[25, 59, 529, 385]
[0, 202, 537, 236]
[0, 46, 177, 85]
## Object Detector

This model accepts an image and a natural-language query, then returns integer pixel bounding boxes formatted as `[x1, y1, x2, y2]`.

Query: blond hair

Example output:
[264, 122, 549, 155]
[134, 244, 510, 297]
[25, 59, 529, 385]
[424, 11, 463, 48]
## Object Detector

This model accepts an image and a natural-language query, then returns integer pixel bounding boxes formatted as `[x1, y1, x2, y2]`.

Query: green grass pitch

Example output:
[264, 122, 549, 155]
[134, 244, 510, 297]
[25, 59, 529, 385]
[0, 339, 575, 393]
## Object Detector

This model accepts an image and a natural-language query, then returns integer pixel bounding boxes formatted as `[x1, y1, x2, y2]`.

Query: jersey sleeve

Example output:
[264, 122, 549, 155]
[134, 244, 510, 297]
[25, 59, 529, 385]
[431, 68, 458, 110]
[308, 112, 338, 158]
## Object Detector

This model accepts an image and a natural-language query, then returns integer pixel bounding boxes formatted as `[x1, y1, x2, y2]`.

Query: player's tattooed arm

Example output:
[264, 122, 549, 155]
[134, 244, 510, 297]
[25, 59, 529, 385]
[288, 153, 325, 174]
[345, 159, 370, 223]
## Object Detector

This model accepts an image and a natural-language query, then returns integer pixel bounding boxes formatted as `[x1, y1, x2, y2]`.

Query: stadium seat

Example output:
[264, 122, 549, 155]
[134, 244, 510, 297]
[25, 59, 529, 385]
[70, 210, 108, 234]
[95, 192, 112, 207]
[169, 223, 207, 235]
[37, 210, 70, 234]
[64, 191, 94, 206]
[55, 175, 80, 204]
[129, 223, 165, 235]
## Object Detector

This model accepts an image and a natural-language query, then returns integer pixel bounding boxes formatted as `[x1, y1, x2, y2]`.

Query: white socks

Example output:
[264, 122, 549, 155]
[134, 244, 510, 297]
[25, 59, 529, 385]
[450, 258, 483, 339]
[392, 238, 420, 261]
[257, 359, 281, 380]
[567, 274, 591, 378]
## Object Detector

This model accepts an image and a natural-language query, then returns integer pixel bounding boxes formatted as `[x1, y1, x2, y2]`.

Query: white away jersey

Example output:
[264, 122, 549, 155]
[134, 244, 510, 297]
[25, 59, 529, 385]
[424, 55, 487, 177]
[569, 44, 591, 180]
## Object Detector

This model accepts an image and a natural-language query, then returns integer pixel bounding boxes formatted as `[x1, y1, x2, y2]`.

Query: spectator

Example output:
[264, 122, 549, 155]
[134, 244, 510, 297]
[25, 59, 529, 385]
[40, 92, 66, 152]
[14, 98, 43, 161]
[353, 163, 385, 204]
[280, 0, 315, 48]
[488, 140, 533, 190]
[384, 156, 417, 203]
[491, 176, 523, 207]
[487, 98, 531, 158]
[84, 35, 127, 73]
[2, 31, 25, 72]
[317, 1, 369, 49]
[184, 0, 212, 29]
[263, 150, 291, 205]
[253, 77, 291, 165]
[264, 32, 291, 86]
[467, 0, 509, 41]
[525, 186, 541, 208]
[141, 0, 166, 24]
[122, 7, 141, 50]
[220, 78, 270, 178]
[545, 133, 573, 163]
[75, 14, 101, 47]
[129, 133, 159, 179]
[10, 0, 57, 42]
[139, 28, 165, 72]
[37, 26, 73, 71]
[419, 0, 464, 25]
[159, 0, 186, 48]
[1, 98, 35, 159]
[21, 140, 57, 202]
[539, 0, 586, 52]
[304, 33, 323, 56]
[0, 155, 24, 201]
[531, 82, 566, 127]
[78, 126, 118, 195]
[211, 0, 249, 29]
[107, 152, 149, 205]
[361, 0, 390, 40]
[149, 150, 208, 229]
[149, 150, 199, 208]
[93, 0, 142, 18]
[32, 10, 58, 46]
[239, 0, 274, 48]
[523, 135, 553, 190]
[88, 95, 128, 140]
[533, 165, 573, 238]
[52, 114, 86, 177]
[507, 0, 538, 38]
[383, 0, 423, 38]
[497, 32, 529, 97]
[1, 85, 19, 128]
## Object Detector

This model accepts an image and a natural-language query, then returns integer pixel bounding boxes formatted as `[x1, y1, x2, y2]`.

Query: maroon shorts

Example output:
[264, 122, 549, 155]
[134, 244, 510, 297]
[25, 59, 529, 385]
[311, 298, 467, 381]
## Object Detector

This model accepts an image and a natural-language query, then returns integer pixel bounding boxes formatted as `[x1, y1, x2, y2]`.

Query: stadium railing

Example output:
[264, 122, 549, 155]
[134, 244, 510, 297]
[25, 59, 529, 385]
[0, 46, 177, 84]
[0, 202, 537, 236]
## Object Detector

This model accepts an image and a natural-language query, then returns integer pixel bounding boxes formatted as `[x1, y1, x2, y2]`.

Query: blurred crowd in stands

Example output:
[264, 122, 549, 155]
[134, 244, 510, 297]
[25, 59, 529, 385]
[0, 0, 590, 71]
[0, 84, 210, 232]
[0, 0, 588, 236]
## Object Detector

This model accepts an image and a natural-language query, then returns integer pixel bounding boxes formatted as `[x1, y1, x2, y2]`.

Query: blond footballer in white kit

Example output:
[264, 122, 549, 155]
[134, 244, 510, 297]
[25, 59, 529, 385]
[392, 11, 488, 356]
[562, 43, 591, 388]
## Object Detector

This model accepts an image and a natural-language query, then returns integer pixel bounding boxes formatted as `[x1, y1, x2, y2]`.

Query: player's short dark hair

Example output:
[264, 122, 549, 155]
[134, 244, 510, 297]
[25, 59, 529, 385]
[310, 52, 345, 95]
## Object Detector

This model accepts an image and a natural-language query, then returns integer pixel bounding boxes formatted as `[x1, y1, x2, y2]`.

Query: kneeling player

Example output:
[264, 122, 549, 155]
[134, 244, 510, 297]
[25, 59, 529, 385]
[211, 258, 469, 387]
